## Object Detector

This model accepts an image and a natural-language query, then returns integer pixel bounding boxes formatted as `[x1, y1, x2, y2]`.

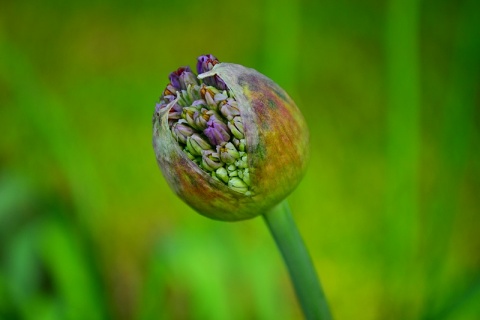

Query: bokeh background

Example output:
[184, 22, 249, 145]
[1, 0, 479, 319]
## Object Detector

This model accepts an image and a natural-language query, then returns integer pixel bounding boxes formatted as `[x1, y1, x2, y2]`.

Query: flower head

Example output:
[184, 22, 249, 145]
[153, 55, 309, 221]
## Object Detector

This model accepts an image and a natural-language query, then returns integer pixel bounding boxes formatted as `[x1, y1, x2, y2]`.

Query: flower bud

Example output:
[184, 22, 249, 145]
[210, 171, 221, 182]
[232, 138, 246, 152]
[227, 116, 244, 139]
[187, 85, 201, 101]
[204, 90, 217, 110]
[227, 164, 237, 177]
[186, 133, 212, 156]
[197, 54, 227, 90]
[196, 54, 219, 74]
[242, 168, 251, 186]
[193, 108, 212, 130]
[169, 66, 198, 90]
[182, 106, 199, 129]
[167, 103, 182, 122]
[216, 167, 229, 183]
[217, 142, 240, 164]
[220, 98, 240, 121]
[155, 94, 176, 115]
[214, 93, 228, 103]
[235, 154, 248, 169]
[201, 150, 223, 171]
[203, 115, 230, 146]
[153, 55, 309, 221]
[192, 99, 208, 108]
[228, 177, 249, 194]
[180, 71, 199, 89]
[163, 83, 177, 96]
[183, 148, 196, 160]
[171, 120, 194, 144]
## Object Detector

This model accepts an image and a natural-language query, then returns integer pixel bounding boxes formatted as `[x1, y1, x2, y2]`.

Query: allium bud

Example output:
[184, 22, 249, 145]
[182, 106, 199, 129]
[163, 84, 177, 96]
[227, 116, 244, 139]
[242, 168, 251, 186]
[171, 120, 194, 144]
[186, 133, 212, 156]
[214, 93, 228, 103]
[217, 142, 240, 164]
[220, 98, 240, 121]
[201, 86, 220, 110]
[192, 99, 208, 108]
[232, 138, 246, 152]
[235, 154, 248, 169]
[193, 108, 212, 130]
[197, 54, 227, 90]
[228, 177, 249, 194]
[180, 70, 199, 89]
[215, 167, 229, 183]
[153, 55, 309, 221]
[183, 148, 196, 161]
[167, 103, 182, 122]
[203, 115, 230, 146]
[201, 150, 223, 171]
[169, 66, 198, 90]
[227, 164, 237, 177]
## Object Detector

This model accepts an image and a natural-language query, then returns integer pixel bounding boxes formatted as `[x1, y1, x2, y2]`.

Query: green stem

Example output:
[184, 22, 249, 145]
[263, 200, 332, 320]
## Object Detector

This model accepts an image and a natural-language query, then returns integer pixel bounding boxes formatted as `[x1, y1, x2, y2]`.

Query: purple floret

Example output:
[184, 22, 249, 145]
[196, 54, 227, 90]
[203, 115, 230, 146]
[169, 66, 198, 90]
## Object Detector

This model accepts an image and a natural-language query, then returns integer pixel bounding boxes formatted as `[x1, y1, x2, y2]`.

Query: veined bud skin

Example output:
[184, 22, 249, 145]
[153, 60, 309, 221]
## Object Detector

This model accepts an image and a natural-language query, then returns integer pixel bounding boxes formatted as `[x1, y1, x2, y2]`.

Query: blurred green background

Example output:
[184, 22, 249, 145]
[1, 0, 479, 319]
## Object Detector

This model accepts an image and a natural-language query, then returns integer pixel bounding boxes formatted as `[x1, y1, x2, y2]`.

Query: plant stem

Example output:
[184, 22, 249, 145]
[263, 200, 332, 320]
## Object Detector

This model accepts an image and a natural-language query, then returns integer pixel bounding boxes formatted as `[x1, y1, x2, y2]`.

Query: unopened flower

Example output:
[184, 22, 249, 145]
[171, 121, 194, 144]
[167, 103, 182, 122]
[183, 148, 196, 161]
[232, 138, 246, 152]
[186, 133, 212, 156]
[215, 167, 229, 183]
[228, 177, 249, 194]
[217, 142, 240, 164]
[227, 116, 244, 139]
[199, 85, 221, 110]
[153, 54, 309, 221]
[197, 54, 218, 74]
[182, 106, 198, 129]
[169, 66, 198, 90]
[220, 98, 240, 120]
[242, 168, 251, 186]
[193, 108, 212, 130]
[197, 54, 227, 90]
[204, 115, 230, 146]
[201, 150, 223, 171]
[163, 84, 177, 96]
[235, 154, 248, 169]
